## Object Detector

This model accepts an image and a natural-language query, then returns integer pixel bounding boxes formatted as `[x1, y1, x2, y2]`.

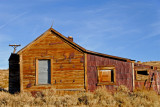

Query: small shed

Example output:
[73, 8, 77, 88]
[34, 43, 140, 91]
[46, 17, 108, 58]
[134, 63, 160, 93]
[9, 27, 135, 93]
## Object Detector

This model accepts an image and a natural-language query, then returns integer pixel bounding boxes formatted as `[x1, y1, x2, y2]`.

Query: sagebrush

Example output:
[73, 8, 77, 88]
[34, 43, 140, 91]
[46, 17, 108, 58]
[0, 85, 160, 107]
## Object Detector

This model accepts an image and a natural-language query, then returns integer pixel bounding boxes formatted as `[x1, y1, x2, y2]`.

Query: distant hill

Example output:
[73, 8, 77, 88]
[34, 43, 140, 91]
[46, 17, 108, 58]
[142, 61, 160, 70]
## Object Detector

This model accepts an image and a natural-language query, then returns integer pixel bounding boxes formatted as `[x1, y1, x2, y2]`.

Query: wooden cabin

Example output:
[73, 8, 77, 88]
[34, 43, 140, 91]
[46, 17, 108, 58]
[9, 27, 136, 94]
[134, 63, 160, 93]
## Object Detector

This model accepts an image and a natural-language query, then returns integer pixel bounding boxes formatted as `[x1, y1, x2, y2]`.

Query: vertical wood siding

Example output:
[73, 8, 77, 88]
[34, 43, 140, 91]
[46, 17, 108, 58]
[21, 32, 85, 91]
[87, 54, 133, 92]
[134, 63, 160, 94]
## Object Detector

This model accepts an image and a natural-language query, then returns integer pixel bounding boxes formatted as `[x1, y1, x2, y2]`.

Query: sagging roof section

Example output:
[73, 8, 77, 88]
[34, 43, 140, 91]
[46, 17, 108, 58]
[17, 27, 132, 62]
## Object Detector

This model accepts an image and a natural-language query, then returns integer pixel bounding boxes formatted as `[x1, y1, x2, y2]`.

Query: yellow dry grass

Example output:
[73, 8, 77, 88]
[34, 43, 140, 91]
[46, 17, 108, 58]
[0, 85, 160, 107]
[0, 69, 9, 89]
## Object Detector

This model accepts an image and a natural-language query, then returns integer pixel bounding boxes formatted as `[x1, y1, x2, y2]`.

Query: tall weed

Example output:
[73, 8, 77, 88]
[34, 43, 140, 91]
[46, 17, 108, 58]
[0, 86, 159, 107]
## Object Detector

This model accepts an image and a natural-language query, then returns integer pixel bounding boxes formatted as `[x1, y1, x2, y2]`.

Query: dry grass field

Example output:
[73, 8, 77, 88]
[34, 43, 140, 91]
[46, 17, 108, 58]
[0, 85, 160, 107]
[0, 69, 8, 90]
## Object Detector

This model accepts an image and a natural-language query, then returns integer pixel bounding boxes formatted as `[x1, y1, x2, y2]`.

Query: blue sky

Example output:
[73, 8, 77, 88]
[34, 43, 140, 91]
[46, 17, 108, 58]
[0, 0, 160, 69]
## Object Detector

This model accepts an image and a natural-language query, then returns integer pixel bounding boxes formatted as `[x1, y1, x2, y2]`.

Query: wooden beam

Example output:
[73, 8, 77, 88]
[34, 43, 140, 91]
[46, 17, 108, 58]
[51, 58, 53, 84]
[35, 59, 38, 85]
[84, 53, 88, 91]
[132, 62, 135, 90]
[20, 54, 23, 92]
[9, 44, 21, 53]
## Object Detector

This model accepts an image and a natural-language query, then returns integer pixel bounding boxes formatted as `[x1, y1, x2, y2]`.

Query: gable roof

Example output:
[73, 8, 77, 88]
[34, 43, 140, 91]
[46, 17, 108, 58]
[17, 27, 132, 62]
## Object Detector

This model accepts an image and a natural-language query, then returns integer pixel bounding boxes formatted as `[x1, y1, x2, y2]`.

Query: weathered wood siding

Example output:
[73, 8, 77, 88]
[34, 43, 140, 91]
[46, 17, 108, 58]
[87, 54, 133, 92]
[21, 31, 85, 91]
[9, 54, 20, 94]
[134, 63, 160, 93]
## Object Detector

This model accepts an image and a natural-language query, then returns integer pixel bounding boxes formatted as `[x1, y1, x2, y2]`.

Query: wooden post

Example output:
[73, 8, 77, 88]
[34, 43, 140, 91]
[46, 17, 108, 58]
[20, 54, 23, 92]
[132, 62, 135, 91]
[9, 44, 21, 53]
[84, 53, 88, 91]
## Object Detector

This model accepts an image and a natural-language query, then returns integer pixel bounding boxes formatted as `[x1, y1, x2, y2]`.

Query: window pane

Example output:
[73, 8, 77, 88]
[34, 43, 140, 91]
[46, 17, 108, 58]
[100, 70, 111, 82]
[38, 60, 51, 84]
[136, 70, 148, 81]
[137, 71, 148, 75]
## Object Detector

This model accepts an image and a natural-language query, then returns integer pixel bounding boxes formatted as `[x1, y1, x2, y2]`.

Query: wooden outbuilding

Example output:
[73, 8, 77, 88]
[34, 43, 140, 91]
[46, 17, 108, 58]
[9, 27, 139, 93]
[134, 63, 160, 93]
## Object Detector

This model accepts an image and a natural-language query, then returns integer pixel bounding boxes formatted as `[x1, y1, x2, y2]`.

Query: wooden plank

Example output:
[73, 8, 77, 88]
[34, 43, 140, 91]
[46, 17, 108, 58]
[20, 54, 23, 92]
[52, 79, 84, 83]
[52, 79, 84, 82]
[23, 49, 83, 55]
[51, 58, 53, 84]
[54, 68, 84, 71]
[84, 53, 88, 91]
[53, 70, 84, 72]
[23, 77, 35, 79]
[52, 83, 84, 85]
[36, 59, 38, 85]
[23, 72, 35, 75]
[23, 84, 84, 90]
[53, 70, 84, 73]
[53, 77, 84, 80]
[52, 75, 84, 78]
[53, 73, 84, 76]
[55, 85, 84, 89]
[132, 62, 135, 90]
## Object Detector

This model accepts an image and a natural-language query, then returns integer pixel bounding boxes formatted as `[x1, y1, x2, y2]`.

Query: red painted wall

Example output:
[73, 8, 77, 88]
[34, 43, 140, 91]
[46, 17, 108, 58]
[87, 54, 133, 92]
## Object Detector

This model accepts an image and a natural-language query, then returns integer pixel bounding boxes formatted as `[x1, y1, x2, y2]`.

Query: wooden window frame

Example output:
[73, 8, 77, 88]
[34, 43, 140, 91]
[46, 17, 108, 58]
[97, 66, 116, 85]
[135, 69, 149, 81]
[35, 57, 53, 85]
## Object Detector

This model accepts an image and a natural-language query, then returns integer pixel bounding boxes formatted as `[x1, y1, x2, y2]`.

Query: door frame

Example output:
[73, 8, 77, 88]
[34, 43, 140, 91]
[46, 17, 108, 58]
[35, 57, 53, 85]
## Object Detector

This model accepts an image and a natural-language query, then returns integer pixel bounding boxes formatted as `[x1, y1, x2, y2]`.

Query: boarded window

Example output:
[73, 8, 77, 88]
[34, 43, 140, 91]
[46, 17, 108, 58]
[136, 70, 149, 81]
[97, 66, 115, 85]
[38, 59, 51, 84]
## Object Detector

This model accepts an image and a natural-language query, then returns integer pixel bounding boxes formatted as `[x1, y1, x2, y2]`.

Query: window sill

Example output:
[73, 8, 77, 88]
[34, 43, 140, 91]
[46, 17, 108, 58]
[97, 82, 116, 86]
[35, 84, 52, 86]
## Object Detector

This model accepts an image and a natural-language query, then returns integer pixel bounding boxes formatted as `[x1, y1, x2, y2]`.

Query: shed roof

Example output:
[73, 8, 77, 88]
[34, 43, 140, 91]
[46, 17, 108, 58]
[17, 27, 132, 62]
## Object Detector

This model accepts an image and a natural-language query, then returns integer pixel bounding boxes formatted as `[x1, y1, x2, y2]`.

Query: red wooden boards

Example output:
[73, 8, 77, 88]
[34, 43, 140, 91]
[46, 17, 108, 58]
[87, 54, 133, 92]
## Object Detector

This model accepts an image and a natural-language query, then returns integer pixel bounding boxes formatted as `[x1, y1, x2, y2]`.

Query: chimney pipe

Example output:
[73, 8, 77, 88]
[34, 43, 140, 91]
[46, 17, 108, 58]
[68, 36, 73, 42]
